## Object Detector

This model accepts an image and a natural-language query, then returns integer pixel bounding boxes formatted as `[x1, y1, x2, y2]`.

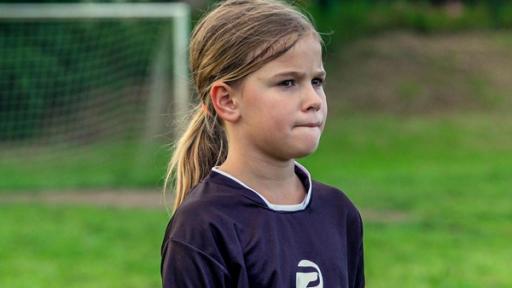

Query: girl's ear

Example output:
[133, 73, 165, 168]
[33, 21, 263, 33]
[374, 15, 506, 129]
[209, 81, 241, 123]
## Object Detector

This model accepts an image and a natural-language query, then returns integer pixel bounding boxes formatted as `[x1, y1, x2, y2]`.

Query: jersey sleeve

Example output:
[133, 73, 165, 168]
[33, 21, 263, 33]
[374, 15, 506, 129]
[161, 238, 231, 288]
[349, 209, 365, 288]
[354, 226, 365, 288]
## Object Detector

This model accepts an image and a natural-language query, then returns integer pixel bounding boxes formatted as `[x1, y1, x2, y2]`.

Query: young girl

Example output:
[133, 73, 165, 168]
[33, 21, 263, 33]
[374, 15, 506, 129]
[161, 0, 365, 287]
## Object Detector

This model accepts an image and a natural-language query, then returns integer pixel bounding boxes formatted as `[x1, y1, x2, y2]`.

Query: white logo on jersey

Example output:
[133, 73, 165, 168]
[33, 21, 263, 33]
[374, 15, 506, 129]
[296, 259, 323, 288]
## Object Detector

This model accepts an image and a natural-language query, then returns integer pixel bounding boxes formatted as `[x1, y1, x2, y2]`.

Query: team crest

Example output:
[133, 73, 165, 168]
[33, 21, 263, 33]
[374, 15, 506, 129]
[296, 259, 323, 288]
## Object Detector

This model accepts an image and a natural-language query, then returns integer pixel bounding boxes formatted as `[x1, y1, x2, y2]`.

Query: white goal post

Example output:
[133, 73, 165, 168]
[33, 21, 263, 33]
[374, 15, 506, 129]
[0, 2, 191, 142]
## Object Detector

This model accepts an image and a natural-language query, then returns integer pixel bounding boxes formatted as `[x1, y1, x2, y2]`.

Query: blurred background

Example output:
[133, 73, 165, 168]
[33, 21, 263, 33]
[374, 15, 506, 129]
[1, 0, 510, 287]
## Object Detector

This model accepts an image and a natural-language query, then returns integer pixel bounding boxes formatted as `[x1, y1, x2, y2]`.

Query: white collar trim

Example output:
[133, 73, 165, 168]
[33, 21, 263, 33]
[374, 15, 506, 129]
[211, 161, 312, 212]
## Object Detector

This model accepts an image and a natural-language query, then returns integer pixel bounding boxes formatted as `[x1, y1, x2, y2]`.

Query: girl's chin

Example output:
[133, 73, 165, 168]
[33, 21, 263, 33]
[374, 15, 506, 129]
[290, 141, 321, 158]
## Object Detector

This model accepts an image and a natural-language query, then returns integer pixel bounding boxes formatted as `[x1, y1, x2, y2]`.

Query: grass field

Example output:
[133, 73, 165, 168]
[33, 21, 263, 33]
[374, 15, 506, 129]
[305, 112, 512, 287]
[1, 31, 511, 286]
[1, 111, 511, 287]
[0, 140, 170, 191]
[0, 204, 167, 288]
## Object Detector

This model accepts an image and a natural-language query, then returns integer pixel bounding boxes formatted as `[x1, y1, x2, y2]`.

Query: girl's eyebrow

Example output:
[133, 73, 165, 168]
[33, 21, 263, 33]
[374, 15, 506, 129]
[270, 70, 326, 79]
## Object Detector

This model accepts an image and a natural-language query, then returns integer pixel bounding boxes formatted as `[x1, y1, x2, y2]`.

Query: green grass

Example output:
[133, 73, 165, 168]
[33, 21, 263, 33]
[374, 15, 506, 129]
[1, 112, 511, 286]
[0, 141, 170, 191]
[300, 112, 512, 287]
[0, 203, 169, 288]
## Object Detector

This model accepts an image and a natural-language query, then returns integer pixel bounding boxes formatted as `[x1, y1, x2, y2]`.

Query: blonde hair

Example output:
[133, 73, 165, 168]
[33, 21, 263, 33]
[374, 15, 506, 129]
[164, 0, 322, 211]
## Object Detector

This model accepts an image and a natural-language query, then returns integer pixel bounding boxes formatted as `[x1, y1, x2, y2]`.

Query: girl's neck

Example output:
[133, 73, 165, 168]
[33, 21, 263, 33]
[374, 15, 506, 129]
[219, 153, 295, 182]
[217, 154, 306, 205]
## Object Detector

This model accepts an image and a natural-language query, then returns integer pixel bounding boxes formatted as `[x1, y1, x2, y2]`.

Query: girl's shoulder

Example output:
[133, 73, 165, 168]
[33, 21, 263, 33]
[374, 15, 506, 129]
[166, 173, 250, 239]
[311, 180, 363, 220]
[162, 178, 243, 263]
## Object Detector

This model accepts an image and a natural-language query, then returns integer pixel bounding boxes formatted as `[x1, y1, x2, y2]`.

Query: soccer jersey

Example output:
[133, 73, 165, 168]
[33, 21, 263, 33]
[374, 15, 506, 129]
[161, 161, 365, 288]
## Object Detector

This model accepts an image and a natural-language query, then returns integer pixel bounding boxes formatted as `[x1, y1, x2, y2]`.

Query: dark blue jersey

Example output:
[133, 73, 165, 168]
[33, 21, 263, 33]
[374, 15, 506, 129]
[161, 162, 365, 288]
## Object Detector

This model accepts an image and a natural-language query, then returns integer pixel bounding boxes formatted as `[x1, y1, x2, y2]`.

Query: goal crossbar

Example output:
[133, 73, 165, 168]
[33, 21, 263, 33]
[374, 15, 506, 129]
[0, 3, 189, 19]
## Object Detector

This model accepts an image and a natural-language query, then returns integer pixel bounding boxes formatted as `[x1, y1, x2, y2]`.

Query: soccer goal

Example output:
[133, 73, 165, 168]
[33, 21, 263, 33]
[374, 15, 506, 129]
[0, 3, 191, 189]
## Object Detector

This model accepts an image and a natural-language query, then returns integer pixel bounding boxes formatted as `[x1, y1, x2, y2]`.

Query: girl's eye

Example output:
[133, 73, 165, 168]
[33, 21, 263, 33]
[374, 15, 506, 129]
[312, 78, 324, 87]
[279, 80, 295, 87]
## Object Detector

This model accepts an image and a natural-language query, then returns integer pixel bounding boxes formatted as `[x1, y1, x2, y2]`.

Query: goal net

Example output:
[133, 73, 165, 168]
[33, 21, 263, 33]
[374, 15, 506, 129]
[0, 3, 191, 190]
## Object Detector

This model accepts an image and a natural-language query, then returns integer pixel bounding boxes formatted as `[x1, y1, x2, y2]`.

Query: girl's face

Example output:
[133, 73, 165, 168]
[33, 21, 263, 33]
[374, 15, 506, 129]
[234, 33, 327, 161]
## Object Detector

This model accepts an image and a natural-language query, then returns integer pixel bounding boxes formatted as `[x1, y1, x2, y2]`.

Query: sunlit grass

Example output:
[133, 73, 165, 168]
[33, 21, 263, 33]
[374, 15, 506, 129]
[300, 112, 512, 286]
[0, 203, 168, 288]
[1, 112, 511, 286]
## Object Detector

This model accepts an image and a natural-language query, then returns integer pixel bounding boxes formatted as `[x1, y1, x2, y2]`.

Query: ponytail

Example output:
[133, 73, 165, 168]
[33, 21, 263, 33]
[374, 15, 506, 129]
[163, 101, 227, 211]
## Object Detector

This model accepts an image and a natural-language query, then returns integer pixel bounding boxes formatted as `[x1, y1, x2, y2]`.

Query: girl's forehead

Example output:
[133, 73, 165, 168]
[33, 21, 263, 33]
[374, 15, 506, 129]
[256, 35, 323, 74]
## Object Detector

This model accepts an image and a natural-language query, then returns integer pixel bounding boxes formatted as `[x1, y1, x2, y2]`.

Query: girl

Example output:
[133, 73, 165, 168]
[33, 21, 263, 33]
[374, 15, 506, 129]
[161, 0, 365, 287]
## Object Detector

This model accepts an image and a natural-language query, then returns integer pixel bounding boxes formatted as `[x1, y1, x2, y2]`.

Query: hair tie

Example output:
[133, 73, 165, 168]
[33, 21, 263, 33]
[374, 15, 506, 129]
[201, 103, 211, 116]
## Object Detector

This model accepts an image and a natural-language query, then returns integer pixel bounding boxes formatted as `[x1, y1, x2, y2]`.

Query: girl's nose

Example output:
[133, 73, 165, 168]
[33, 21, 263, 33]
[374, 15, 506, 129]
[303, 84, 323, 111]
